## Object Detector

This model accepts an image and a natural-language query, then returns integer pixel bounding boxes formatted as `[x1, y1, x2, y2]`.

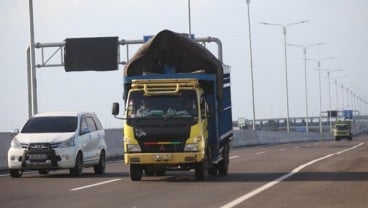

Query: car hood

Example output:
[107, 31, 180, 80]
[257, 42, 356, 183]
[15, 132, 75, 144]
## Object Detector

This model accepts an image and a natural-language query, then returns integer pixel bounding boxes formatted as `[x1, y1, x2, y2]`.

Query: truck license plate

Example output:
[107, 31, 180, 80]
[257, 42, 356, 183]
[154, 153, 173, 161]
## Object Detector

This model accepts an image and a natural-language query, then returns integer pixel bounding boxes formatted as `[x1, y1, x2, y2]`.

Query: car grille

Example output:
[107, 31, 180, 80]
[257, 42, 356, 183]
[29, 143, 50, 150]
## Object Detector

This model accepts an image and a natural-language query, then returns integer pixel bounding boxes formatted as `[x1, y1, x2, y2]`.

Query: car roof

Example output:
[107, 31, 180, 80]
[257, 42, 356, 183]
[32, 111, 92, 118]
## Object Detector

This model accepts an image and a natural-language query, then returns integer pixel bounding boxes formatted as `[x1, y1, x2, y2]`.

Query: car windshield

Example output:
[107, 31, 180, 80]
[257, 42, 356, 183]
[21, 116, 78, 133]
[126, 90, 197, 119]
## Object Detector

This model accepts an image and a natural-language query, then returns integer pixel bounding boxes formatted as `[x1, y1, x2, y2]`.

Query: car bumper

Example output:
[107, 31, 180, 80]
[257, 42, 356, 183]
[8, 147, 77, 170]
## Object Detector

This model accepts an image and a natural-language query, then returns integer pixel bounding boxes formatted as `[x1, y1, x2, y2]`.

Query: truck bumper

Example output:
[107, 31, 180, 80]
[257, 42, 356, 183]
[125, 152, 204, 165]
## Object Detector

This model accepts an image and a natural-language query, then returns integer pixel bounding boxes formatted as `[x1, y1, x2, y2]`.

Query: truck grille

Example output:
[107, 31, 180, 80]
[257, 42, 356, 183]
[141, 139, 185, 153]
[134, 126, 190, 153]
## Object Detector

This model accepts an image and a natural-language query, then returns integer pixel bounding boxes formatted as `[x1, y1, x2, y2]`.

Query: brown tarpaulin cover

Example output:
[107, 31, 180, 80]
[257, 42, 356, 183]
[124, 29, 223, 100]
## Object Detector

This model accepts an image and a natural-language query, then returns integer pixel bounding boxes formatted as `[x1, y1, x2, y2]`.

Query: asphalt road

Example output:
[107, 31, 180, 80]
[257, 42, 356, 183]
[1, 134, 367, 208]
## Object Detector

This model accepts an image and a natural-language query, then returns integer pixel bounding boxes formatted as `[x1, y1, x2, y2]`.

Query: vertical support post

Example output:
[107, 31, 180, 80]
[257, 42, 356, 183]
[188, 0, 192, 37]
[26, 47, 32, 118]
[29, 0, 38, 115]
[303, 48, 309, 133]
[246, 0, 256, 131]
[283, 27, 290, 132]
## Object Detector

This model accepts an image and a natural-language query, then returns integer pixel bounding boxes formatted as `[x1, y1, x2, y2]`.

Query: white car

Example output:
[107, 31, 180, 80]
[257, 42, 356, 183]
[8, 111, 107, 178]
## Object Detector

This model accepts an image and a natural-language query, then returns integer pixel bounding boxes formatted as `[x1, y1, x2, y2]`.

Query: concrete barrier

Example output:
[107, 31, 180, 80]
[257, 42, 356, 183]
[1, 126, 366, 170]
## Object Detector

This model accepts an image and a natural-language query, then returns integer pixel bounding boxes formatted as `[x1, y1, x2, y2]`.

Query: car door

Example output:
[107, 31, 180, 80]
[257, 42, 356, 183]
[85, 116, 100, 162]
[79, 116, 93, 162]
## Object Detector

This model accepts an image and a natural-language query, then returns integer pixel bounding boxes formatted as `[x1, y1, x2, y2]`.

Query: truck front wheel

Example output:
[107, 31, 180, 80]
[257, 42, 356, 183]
[130, 164, 143, 181]
[195, 150, 208, 180]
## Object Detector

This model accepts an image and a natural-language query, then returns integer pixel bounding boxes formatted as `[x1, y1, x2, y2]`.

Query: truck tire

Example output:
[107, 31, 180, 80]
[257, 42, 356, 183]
[70, 152, 83, 177]
[93, 150, 106, 174]
[130, 164, 142, 181]
[9, 169, 23, 178]
[195, 150, 208, 180]
[218, 142, 229, 176]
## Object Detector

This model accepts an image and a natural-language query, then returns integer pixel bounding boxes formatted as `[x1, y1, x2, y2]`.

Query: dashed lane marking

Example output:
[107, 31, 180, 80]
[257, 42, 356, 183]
[220, 142, 364, 208]
[70, 179, 122, 191]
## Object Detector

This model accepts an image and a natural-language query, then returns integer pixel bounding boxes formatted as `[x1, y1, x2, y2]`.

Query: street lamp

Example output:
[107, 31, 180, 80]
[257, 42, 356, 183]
[260, 20, 310, 132]
[287, 43, 324, 133]
[307, 57, 336, 135]
[245, 0, 256, 131]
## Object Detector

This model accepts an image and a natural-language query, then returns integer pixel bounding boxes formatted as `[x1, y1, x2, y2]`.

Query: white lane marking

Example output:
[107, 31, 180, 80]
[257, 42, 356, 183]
[278, 148, 286, 151]
[230, 156, 239, 159]
[220, 142, 364, 208]
[256, 152, 266, 155]
[70, 178, 121, 191]
[0, 174, 9, 177]
[294, 146, 300, 149]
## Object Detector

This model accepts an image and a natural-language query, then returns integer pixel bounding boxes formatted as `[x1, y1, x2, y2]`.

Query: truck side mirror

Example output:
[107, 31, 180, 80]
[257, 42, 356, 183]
[112, 102, 120, 115]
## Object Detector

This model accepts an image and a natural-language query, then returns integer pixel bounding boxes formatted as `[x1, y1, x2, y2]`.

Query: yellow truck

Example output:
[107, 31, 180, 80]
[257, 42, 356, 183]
[333, 120, 352, 141]
[112, 30, 233, 181]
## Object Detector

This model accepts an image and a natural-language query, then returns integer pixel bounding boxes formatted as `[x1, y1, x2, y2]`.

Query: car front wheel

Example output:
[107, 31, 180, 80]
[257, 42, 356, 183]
[9, 169, 23, 178]
[70, 152, 83, 177]
[94, 150, 106, 174]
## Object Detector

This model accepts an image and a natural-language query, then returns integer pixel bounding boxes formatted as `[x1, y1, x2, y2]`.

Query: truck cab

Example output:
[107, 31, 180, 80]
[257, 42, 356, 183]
[333, 120, 352, 141]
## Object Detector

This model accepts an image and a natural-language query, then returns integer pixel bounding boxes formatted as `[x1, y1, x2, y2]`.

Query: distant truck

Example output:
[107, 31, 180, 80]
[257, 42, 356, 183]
[112, 30, 233, 181]
[333, 120, 352, 141]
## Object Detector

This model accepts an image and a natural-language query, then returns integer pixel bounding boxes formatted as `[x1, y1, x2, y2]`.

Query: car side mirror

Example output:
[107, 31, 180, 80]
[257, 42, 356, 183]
[81, 127, 90, 135]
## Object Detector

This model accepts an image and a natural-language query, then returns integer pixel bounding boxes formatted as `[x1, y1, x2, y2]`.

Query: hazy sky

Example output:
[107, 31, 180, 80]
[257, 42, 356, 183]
[1, 0, 368, 131]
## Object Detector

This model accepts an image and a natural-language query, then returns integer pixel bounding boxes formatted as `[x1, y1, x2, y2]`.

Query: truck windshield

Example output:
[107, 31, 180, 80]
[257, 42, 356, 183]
[21, 116, 78, 133]
[336, 124, 349, 130]
[127, 90, 198, 119]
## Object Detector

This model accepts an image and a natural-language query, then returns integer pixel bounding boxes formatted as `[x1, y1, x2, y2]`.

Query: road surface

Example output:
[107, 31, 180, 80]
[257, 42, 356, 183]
[1, 134, 367, 208]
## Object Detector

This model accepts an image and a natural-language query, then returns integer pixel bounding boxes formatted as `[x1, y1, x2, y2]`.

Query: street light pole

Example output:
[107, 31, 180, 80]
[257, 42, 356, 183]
[322, 69, 343, 133]
[187, 0, 192, 37]
[260, 20, 310, 132]
[287, 43, 324, 133]
[29, 0, 37, 115]
[331, 75, 348, 111]
[307, 57, 336, 136]
[245, 0, 256, 131]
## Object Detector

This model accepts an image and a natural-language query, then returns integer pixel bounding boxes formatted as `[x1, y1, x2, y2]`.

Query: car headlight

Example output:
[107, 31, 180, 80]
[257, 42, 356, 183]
[184, 143, 199, 152]
[127, 144, 141, 153]
[59, 137, 75, 148]
[10, 138, 22, 149]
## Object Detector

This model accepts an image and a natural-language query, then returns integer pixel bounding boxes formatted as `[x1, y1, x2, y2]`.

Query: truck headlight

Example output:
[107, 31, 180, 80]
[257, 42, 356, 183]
[59, 137, 75, 148]
[10, 138, 22, 149]
[184, 143, 199, 152]
[127, 144, 142, 153]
